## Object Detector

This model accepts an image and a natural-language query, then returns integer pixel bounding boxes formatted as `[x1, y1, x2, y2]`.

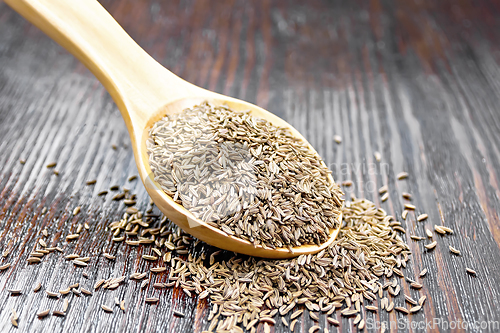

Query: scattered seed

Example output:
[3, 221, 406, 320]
[63, 299, 69, 312]
[53, 310, 65, 317]
[426, 229, 433, 238]
[395, 306, 409, 314]
[397, 172, 408, 180]
[116, 300, 124, 312]
[309, 325, 320, 333]
[72, 260, 88, 267]
[11, 309, 18, 327]
[27, 257, 42, 264]
[150, 267, 167, 273]
[145, 297, 159, 304]
[8, 289, 22, 295]
[81, 288, 92, 296]
[59, 287, 71, 295]
[424, 241, 437, 250]
[103, 253, 116, 260]
[466, 268, 476, 276]
[0, 263, 12, 270]
[441, 226, 454, 233]
[46, 291, 59, 297]
[98, 191, 108, 196]
[65, 254, 79, 260]
[291, 309, 303, 320]
[374, 151, 382, 162]
[405, 295, 418, 305]
[449, 246, 461, 255]
[402, 210, 408, 220]
[402, 192, 412, 200]
[86, 180, 96, 185]
[128, 175, 137, 182]
[37, 309, 50, 318]
[418, 296, 427, 306]
[112, 193, 125, 201]
[341, 180, 353, 187]
[46, 162, 57, 168]
[33, 282, 42, 292]
[386, 302, 394, 312]
[142, 255, 158, 261]
[333, 135, 342, 144]
[94, 279, 105, 290]
[73, 206, 81, 215]
[66, 234, 80, 241]
[417, 214, 428, 221]
[419, 268, 428, 277]
[378, 185, 388, 194]
[410, 282, 423, 289]
[410, 305, 421, 313]
[101, 305, 113, 313]
[404, 203, 416, 210]
[381, 193, 389, 202]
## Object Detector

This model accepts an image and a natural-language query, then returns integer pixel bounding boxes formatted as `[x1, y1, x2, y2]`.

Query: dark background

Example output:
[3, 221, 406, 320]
[1, 0, 500, 332]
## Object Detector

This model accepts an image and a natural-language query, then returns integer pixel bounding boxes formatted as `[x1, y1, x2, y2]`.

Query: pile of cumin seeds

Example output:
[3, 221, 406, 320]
[147, 102, 344, 249]
[109, 194, 413, 332]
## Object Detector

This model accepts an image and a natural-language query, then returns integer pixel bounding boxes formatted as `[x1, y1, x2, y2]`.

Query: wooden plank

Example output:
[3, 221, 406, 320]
[1, 0, 500, 332]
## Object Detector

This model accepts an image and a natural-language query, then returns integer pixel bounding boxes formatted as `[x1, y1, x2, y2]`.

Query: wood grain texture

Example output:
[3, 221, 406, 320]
[1, 0, 500, 332]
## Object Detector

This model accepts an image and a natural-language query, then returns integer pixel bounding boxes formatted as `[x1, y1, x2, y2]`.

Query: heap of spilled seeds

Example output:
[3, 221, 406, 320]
[147, 102, 344, 249]
[108, 195, 413, 332]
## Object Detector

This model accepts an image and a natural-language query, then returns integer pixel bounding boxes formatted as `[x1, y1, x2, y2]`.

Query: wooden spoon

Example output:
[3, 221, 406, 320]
[5, 0, 342, 258]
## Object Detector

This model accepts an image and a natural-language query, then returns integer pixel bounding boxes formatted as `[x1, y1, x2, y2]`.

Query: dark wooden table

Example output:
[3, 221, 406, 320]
[1, 0, 500, 332]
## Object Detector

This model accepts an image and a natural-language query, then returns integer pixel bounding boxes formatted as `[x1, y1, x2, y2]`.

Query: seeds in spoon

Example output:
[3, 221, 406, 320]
[147, 102, 344, 249]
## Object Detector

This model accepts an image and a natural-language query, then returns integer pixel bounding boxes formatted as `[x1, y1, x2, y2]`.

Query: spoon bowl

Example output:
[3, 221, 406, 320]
[6, 0, 342, 258]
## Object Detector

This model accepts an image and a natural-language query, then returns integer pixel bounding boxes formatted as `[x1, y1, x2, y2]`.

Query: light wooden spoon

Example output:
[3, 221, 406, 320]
[5, 0, 342, 258]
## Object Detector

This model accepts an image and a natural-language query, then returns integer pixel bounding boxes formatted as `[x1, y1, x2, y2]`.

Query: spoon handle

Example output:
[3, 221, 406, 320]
[5, 0, 193, 130]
